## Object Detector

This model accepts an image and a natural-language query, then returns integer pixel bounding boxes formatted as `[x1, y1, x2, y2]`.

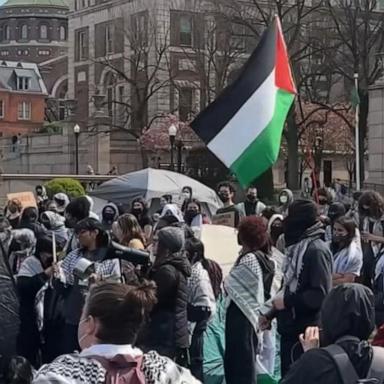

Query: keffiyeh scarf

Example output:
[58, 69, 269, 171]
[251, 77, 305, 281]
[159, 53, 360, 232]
[283, 222, 324, 294]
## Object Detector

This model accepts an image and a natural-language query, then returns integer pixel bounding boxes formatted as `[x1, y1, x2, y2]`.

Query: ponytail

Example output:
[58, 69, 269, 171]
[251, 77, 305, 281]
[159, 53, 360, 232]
[86, 281, 157, 344]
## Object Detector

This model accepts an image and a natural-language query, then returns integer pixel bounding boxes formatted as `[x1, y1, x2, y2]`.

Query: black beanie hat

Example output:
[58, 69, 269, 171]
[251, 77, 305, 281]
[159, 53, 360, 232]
[284, 199, 318, 246]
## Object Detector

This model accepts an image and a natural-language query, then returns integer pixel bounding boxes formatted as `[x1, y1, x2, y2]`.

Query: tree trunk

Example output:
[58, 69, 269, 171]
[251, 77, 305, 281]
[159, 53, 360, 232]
[286, 111, 299, 190]
[254, 167, 274, 201]
[359, 92, 368, 186]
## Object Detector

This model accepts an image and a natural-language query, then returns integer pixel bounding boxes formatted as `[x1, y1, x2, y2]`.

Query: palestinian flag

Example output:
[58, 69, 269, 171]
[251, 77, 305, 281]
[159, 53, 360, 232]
[191, 16, 296, 187]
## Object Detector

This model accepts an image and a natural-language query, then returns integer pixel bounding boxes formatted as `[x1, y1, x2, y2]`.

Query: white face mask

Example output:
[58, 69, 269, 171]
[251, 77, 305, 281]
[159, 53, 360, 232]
[77, 316, 90, 349]
[280, 195, 288, 204]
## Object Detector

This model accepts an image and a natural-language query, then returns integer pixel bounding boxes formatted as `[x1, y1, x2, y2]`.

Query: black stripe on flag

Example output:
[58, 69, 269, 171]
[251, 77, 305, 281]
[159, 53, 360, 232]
[191, 19, 277, 144]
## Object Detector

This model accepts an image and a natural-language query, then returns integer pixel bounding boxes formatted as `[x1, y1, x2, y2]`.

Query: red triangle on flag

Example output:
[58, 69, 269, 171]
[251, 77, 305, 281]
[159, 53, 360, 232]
[275, 17, 297, 94]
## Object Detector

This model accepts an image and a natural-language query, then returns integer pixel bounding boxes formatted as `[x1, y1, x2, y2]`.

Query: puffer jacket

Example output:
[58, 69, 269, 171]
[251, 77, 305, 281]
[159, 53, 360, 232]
[141, 251, 191, 357]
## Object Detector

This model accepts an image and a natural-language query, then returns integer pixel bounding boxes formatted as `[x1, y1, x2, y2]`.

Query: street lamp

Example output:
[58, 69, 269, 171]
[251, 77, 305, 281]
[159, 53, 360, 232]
[74, 124, 80, 175]
[168, 124, 177, 171]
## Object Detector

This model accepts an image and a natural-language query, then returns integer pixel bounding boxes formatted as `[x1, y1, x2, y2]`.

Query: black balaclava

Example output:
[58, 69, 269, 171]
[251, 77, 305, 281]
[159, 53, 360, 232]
[283, 199, 318, 246]
[321, 283, 374, 345]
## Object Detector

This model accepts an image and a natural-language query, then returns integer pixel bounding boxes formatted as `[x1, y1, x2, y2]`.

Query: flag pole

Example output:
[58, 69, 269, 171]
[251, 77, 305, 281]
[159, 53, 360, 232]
[354, 73, 361, 191]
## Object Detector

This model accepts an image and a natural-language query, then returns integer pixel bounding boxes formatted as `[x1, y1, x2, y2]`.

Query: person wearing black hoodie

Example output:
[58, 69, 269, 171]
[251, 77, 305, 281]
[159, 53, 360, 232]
[261, 199, 333, 377]
[140, 226, 191, 365]
[18, 207, 47, 238]
[281, 284, 382, 384]
[16, 236, 56, 367]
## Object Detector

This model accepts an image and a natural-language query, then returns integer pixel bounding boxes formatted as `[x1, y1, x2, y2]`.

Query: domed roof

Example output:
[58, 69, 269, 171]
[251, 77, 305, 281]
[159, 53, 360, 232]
[2, 0, 68, 7]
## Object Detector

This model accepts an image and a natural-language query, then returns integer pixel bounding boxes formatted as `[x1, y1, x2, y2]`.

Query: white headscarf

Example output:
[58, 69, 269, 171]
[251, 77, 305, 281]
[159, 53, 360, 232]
[160, 204, 184, 223]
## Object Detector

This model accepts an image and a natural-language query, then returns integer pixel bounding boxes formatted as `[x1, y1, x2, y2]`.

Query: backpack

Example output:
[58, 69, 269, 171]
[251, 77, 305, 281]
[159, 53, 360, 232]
[89, 354, 146, 384]
[325, 337, 384, 384]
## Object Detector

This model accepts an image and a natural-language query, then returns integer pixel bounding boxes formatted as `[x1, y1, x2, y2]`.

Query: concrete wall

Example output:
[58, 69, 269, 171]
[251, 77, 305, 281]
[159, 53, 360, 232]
[0, 124, 142, 175]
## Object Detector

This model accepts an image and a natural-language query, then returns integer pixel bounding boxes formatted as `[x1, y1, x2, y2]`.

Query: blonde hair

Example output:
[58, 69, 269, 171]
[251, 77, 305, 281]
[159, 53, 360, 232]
[116, 214, 146, 247]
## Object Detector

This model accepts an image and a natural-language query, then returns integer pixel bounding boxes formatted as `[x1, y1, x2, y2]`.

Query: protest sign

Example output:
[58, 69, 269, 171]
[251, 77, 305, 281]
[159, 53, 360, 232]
[7, 191, 37, 209]
[211, 211, 235, 228]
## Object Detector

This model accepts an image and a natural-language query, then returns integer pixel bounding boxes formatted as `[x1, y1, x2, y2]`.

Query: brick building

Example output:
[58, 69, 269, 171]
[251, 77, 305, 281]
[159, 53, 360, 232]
[0, 0, 69, 100]
[0, 60, 48, 136]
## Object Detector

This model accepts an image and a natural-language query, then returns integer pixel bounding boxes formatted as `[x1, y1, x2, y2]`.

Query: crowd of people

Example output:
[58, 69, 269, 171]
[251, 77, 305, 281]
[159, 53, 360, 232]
[1, 180, 384, 383]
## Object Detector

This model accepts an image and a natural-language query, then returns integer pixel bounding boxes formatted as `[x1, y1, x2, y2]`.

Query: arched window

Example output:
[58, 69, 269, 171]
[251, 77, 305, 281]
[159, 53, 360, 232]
[4, 25, 10, 41]
[20, 24, 28, 40]
[40, 24, 48, 39]
[59, 25, 66, 40]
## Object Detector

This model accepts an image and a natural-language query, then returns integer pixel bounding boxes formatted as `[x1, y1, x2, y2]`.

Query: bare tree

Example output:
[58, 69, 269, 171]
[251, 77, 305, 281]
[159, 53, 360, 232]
[210, 0, 329, 190]
[323, 0, 384, 185]
[92, 13, 174, 137]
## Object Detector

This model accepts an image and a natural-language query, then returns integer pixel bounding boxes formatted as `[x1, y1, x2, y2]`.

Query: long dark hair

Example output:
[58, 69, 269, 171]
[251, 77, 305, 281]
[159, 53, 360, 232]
[358, 190, 384, 219]
[185, 237, 223, 299]
[331, 216, 356, 252]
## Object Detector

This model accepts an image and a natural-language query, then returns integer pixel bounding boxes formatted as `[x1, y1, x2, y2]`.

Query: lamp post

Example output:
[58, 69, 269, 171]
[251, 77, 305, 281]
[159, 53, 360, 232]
[73, 124, 80, 174]
[168, 124, 177, 171]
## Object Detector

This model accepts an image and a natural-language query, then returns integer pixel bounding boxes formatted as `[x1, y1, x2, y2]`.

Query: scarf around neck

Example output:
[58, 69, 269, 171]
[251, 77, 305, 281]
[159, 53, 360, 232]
[283, 222, 324, 294]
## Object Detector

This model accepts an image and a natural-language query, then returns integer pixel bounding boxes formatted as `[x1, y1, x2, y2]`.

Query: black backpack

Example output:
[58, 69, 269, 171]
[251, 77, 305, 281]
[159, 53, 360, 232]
[325, 337, 384, 384]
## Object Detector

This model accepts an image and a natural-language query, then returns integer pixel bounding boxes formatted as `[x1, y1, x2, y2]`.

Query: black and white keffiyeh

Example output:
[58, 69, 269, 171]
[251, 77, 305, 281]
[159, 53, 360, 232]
[283, 222, 325, 294]
[33, 344, 200, 384]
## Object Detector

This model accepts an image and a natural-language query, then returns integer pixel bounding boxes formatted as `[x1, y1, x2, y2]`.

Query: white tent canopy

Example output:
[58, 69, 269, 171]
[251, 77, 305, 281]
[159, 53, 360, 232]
[91, 168, 222, 214]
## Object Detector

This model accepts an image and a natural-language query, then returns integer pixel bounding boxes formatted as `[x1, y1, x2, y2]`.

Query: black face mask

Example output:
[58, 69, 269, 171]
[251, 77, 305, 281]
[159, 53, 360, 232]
[333, 235, 348, 244]
[185, 210, 198, 223]
[103, 212, 116, 223]
[247, 194, 257, 202]
[132, 208, 143, 217]
[219, 193, 230, 203]
[8, 217, 20, 229]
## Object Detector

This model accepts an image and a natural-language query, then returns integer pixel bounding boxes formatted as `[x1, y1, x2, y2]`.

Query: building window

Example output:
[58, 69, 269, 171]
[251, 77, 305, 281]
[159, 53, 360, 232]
[179, 87, 193, 121]
[59, 25, 66, 40]
[18, 101, 31, 120]
[180, 15, 193, 46]
[17, 76, 30, 90]
[105, 24, 113, 54]
[40, 24, 48, 39]
[76, 30, 88, 61]
[117, 85, 124, 121]
[0, 100, 4, 118]
[4, 25, 10, 41]
[20, 24, 28, 40]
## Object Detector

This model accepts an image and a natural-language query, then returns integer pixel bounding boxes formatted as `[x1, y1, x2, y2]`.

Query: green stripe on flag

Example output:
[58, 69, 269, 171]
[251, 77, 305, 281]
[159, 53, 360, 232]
[230, 89, 295, 188]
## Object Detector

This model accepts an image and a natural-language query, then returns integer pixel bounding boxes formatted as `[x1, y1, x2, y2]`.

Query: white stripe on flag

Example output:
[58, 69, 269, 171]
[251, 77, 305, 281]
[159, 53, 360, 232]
[207, 70, 277, 167]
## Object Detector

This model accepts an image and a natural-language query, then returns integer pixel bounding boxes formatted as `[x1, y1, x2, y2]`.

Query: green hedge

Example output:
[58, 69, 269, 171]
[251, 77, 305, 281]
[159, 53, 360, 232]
[45, 178, 85, 199]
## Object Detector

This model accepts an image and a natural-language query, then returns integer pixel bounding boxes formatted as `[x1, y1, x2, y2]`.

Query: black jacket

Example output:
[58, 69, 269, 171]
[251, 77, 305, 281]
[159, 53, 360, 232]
[17, 271, 48, 366]
[374, 273, 384, 328]
[282, 284, 376, 384]
[142, 251, 191, 357]
[277, 239, 333, 336]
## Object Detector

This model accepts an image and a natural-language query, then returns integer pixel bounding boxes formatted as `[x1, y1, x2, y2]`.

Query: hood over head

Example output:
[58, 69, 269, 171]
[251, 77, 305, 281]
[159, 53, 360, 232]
[321, 283, 375, 345]
[102, 202, 119, 225]
[283, 199, 319, 246]
[279, 189, 294, 205]
[155, 227, 191, 277]
[268, 214, 284, 233]
[160, 204, 184, 223]
[54, 193, 70, 213]
[40, 211, 65, 230]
